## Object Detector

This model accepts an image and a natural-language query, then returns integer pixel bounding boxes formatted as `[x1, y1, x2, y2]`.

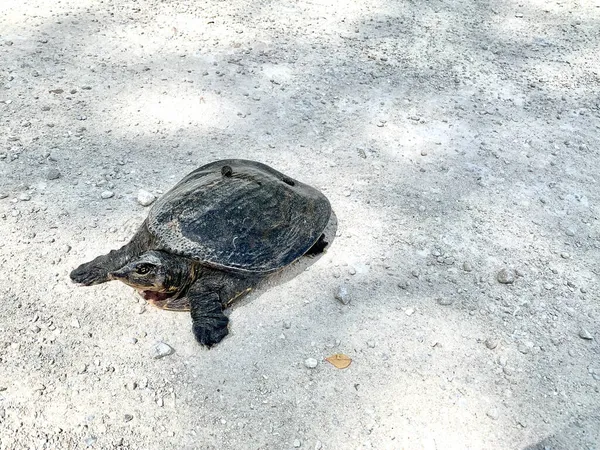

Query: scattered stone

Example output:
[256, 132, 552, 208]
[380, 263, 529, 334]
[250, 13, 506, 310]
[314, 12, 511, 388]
[18, 193, 31, 202]
[0, 193, 8, 199]
[367, 340, 376, 348]
[46, 168, 61, 180]
[516, 419, 527, 428]
[348, 267, 356, 275]
[283, 320, 292, 329]
[486, 408, 499, 420]
[151, 341, 174, 359]
[420, 149, 428, 156]
[334, 284, 350, 305]
[443, 256, 455, 265]
[579, 329, 593, 340]
[100, 191, 114, 199]
[304, 358, 318, 369]
[70, 318, 80, 328]
[560, 252, 571, 259]
[397, 280, 409, 289]
[137, 189, 156, 207]
[315, 441, 323, 450]
[503, 366, 514, 376]
[485, 338, 498, 350]
[497, 268, 515, 284]
[437, 297, 454, 306]
[124, 414, 133, 422]
[518, 342, 533, 354]
[31, 325, 41, 333]
[293, 439, 302, 448]
[462, 262, 473, 272]
[565, 228, 575, 237]
[405, 307, 415, 316]
[84, 437, 97, 447]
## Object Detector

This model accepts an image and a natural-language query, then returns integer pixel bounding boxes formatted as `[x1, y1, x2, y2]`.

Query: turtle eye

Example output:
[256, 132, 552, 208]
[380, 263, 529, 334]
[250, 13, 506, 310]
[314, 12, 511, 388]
[136, 264, 154, 275]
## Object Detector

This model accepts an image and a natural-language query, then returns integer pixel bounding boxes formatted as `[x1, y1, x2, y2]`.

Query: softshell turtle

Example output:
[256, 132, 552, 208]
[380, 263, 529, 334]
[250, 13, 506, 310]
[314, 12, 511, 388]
[70, 159, 331, 346]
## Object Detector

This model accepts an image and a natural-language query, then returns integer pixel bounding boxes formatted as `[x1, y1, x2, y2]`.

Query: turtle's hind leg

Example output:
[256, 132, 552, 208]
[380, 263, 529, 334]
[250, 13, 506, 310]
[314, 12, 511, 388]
[70, 225, 152, 286]
[304, 233, 328, 256]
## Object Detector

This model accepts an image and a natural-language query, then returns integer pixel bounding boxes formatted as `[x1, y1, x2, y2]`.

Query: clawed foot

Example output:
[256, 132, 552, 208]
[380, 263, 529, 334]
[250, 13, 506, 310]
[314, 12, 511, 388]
[70, 262, 110, 286]
[192, 316, 229, 347]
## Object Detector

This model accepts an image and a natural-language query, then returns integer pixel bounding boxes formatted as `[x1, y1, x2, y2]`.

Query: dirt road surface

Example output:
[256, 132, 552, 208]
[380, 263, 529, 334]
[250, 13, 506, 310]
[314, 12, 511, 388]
[1, 0, 599, 448]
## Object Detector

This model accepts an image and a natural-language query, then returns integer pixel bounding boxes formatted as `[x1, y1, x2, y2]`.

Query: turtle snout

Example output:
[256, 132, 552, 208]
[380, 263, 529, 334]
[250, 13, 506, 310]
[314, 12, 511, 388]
[70, 263, 111, 286]
[108, 269, 126, 280]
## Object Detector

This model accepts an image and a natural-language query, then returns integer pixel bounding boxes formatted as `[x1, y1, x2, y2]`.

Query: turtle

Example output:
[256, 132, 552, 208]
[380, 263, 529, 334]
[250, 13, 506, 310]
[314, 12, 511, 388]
[70, 159, 331, 347]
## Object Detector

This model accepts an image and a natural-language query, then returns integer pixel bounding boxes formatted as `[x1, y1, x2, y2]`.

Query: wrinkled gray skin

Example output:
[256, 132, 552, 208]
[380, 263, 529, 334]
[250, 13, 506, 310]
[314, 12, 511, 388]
[71, 226, 327, 346]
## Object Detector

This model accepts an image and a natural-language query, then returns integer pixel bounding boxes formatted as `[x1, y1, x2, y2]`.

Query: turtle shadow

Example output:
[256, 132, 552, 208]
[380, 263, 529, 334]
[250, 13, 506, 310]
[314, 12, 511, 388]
[226, 209, 338, 313]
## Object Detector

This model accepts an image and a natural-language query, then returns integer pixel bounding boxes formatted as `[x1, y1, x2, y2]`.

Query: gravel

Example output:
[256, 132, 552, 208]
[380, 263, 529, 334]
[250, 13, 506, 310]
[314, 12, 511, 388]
[485, 338, 499, 350]
[2, 0, 599, 449]
[486, 409, 499, 420]
[46, 168, 61, 180]
[304, 358, 318, 369]
[579, 329, 593, 340]
[497, 269, 515, 284]
[137, 189, 156, 207]
[334, 284, 350, 305]
[437, 297, 454, 306]
[151, 342, 175, 359]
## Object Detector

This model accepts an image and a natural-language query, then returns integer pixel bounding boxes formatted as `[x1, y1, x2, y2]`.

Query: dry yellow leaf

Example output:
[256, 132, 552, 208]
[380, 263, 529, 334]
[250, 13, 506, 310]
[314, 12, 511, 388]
[325, 353, 352, 369]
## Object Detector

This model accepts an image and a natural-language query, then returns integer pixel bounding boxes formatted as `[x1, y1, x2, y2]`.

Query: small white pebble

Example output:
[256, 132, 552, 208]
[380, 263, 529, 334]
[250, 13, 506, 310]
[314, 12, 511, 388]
[304, 358, 318, 369]
[137, 189, 156, 207]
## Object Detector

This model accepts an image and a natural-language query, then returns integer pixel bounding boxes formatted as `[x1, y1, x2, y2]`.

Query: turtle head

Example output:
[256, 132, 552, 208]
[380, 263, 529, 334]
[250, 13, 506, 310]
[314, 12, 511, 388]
[109, 251, 193, 297]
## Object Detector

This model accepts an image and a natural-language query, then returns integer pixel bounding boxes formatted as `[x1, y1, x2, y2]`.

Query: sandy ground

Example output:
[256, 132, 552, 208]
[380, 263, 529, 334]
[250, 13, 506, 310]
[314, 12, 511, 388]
[1, 0, 600, 449]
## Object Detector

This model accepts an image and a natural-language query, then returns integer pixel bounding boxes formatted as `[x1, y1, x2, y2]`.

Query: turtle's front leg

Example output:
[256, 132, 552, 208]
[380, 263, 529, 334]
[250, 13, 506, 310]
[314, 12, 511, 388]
[187, 270, 259, 347]
[189, 289, 229, 347]
[70, 226, 152, 286]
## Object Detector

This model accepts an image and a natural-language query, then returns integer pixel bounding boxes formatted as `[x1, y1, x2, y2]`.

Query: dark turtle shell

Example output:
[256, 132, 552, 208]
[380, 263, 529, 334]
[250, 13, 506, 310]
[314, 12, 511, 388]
[147, 159, 331, 273]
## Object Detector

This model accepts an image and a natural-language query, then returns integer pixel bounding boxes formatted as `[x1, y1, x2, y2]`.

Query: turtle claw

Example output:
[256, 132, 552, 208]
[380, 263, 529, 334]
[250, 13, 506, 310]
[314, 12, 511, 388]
[192, 316, 229, 347]
[70, 263, 110, 286]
